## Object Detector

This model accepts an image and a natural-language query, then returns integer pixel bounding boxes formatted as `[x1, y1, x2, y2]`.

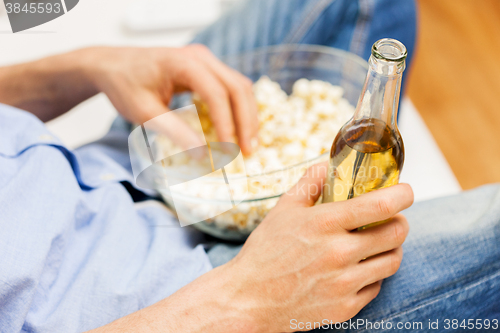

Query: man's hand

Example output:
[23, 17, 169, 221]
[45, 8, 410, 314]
[223, 163, 413, 331]
[0, 45, 259, 155]
[84, 45, 258, 155]
[90, 163, 413, 333]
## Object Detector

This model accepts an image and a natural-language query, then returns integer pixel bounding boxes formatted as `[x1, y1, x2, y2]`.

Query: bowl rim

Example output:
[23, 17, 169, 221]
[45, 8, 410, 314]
[220, 43, 369, 72]
[159, 151, 329, 203]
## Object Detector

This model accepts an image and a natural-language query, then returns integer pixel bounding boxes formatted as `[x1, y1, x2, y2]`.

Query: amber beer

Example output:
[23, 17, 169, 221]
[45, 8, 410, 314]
[322, 38, 407, 229]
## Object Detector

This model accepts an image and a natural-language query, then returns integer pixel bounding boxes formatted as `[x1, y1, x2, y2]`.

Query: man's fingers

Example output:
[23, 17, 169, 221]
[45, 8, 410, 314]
[277, 162, 328, 208]
[351, 214, 409, 260]
[218, 70, 258, 155]
[179, 59, 237, 145]
[314, 183, 414, 232]
[354, 247, 404, 289]
[189, 44, 259, 155]
[229, 73, 259, 155]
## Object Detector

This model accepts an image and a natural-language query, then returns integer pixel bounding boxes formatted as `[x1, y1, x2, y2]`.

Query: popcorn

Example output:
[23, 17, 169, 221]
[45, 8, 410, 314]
[309, 80, 327, 97]
[292, 78, 310, 97]
[245, 156, 264, 175]
[157, 77, 354, 233]
[304, 148, 320, 161]
[282, 142, 303, 159]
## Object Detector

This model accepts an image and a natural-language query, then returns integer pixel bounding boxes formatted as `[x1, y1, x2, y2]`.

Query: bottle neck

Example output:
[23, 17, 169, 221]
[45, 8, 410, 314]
[351, 39, 407, 129]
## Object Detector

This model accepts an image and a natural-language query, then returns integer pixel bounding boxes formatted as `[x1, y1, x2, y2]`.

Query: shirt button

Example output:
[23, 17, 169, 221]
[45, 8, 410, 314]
[100, 173, 115, 181]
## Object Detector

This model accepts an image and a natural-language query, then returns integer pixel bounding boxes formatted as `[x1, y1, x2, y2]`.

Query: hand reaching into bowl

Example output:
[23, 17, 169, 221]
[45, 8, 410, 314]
[0, 45, 259, 155]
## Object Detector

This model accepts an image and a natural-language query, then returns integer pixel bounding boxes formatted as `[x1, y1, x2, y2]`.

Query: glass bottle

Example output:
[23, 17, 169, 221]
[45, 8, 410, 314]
[322, 38, 407, 218]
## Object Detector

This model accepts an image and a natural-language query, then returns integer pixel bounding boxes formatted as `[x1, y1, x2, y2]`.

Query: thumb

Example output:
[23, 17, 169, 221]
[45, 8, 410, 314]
[140, 96, 206, 153]
[278, 161, 328, 208]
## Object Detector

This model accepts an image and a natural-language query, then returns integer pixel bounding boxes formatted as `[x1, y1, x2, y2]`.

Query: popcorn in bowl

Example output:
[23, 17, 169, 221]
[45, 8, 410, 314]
[157, 76, 355, 238]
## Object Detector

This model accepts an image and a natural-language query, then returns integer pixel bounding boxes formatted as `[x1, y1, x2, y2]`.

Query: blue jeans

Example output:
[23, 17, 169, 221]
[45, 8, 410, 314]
[193, 0, 417, 94]
[194, 1, 500, 331]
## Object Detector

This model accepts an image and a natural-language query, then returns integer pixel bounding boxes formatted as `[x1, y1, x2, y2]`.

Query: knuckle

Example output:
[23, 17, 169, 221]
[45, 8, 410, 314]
[344, 297, 360, 317]
[233, 80, 254, 100]
[398, 215, 410, 237]
[336, 209, 355, 230]
[392, 221, 407, 245]
[336, 274, 354, 290]
[212, 87, 229, 101]
[332, 247, 352, 268]
[131, 100, 158, 123]
[187, 43, 210, 54]
[389, 250, 403, 275]
[376, 196, 396, 216]
[314, 211, 345, 233]
[241, 76, 254, 90]
[227, 84, 246, 100]
[178, 47, 195, 60]
[312, 212, 333, 231]
[176, 63, 197, 80]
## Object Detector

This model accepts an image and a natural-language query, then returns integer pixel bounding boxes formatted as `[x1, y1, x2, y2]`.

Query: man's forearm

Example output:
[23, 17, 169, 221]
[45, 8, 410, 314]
[0, 49, 99, 122]
[87, 264, 260, 333]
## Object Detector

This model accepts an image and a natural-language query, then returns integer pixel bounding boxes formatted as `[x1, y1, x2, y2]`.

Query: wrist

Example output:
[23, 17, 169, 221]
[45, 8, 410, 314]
[72, 47, 110, 93]
[0, 49, 100, 120]
[163, 262, 263, 333]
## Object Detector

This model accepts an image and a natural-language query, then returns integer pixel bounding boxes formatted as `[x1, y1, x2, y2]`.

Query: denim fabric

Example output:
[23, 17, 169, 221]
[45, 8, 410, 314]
[193, 0, 417, 93]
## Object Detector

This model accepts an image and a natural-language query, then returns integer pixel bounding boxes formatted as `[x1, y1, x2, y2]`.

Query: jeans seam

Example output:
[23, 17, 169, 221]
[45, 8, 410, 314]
[355, 268, 500, 332]
[348, 0, 374, 57]
[283, 0, 336, 44]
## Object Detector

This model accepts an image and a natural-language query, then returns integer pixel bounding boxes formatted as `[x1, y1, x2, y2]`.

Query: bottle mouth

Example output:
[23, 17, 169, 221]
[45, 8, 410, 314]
[372, 38, 407, 62]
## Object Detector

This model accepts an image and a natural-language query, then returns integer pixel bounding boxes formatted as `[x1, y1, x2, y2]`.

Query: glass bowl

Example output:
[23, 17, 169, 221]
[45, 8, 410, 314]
[132, 45, 368, 242]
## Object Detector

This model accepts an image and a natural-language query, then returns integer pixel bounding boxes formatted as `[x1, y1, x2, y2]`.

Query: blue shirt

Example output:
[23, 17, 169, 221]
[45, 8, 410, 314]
[0, 105, 213, 332]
